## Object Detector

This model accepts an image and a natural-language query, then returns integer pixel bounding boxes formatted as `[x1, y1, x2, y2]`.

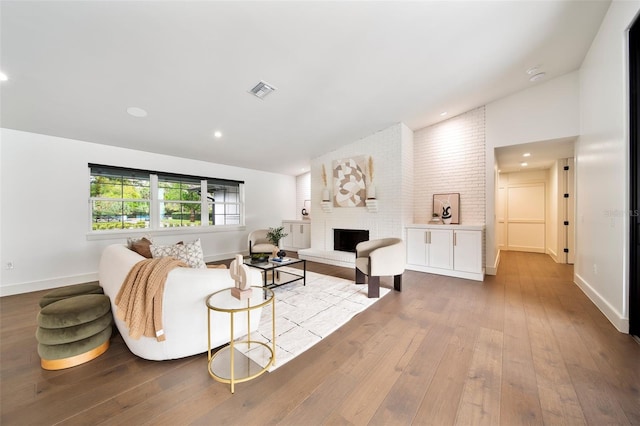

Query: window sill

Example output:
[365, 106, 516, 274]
[86, 225, 246, 241]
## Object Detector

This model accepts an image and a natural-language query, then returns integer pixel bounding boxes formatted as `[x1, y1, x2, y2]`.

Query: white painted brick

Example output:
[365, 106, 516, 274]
[300, 109, 486, 262]
[413, 107, 486, 225]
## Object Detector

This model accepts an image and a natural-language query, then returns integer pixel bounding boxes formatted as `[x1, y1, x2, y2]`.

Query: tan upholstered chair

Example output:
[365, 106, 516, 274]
[248, 229, 278, 255]
[355, 238, 405, 298]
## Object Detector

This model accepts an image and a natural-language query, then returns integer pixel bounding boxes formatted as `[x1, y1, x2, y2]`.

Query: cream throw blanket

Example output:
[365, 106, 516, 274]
[115, 257, 186, 342]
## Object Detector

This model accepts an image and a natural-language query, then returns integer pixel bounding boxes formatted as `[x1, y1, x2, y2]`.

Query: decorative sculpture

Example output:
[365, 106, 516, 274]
[229, 254, 253, 300]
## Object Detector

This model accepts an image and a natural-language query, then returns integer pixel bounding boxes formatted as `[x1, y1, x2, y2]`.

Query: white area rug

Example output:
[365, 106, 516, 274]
[239, 268, 390, 371]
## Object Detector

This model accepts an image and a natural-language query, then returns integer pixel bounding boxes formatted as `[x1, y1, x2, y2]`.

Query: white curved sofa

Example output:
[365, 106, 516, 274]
[98, 244, 263, 361]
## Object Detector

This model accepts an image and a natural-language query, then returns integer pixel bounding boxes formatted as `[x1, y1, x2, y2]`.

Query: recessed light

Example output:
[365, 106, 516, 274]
[213, 131, 223, 139]
[529, 72, 546, 82]
[526, 66, 540, 75]
[0, 72, 8, 81]
[521, 162, 528, 167]
[523, 152, 531, 157]
[440, 112, 448, 116]
[126, 107, 147, 117]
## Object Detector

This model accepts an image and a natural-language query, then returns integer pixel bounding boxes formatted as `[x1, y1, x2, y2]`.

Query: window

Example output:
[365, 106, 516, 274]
[158, 175, 203, 228]
[90, 166, 151, 231]
[207, 181, 241, 225]
[89, 164, 244, 232]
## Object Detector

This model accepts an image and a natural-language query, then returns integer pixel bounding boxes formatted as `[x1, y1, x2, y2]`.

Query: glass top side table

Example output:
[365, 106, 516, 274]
[206, 286, 275, 393]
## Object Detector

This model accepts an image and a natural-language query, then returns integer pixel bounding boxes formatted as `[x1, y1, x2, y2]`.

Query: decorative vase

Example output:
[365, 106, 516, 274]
[366, 183, 376, 200]
[441, 202, 452, 224]
[277, 249, 286, 259]
[322, 188, 330, 202]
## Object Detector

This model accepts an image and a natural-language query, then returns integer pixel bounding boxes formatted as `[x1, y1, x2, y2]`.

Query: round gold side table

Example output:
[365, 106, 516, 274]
[206, 286, 275, 393]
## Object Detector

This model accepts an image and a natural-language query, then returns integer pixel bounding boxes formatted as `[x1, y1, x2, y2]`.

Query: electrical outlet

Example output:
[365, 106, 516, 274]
[5, 261, 14, 270]
[593, 263, 598, 275]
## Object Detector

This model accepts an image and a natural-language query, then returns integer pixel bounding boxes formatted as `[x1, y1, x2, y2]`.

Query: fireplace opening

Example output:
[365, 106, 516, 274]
[334, 229, 369, 253]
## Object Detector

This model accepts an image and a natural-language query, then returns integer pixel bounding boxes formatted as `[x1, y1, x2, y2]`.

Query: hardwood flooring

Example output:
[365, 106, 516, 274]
[1, 251, 639, 425]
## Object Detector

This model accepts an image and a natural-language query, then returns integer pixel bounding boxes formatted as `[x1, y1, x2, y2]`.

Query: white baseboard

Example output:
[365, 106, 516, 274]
[574, 272, 629, 333]
[0, 252, 243, 297]
[204, 251, 246, 263]
[0, 273, 99, 297]
[485, 249, 500, 275]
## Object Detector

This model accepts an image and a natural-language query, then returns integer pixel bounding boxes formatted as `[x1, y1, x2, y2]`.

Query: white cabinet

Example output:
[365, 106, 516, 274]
[406, 228, 453, 271]
[453, 230, 482, 274]
[406, 225, 484, 281]
[281, 221, 310, 251]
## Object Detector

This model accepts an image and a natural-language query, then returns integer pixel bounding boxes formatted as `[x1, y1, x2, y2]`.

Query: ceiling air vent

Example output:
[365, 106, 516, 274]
[248, 80, 276, 99]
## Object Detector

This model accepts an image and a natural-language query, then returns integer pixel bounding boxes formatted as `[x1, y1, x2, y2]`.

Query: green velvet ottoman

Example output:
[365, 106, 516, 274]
[36, 294, 113, 370]
[39, 283, 104, 308]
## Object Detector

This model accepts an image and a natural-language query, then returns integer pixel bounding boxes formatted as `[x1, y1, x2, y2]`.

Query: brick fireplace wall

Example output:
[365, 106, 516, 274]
[309, 123, 414, 253]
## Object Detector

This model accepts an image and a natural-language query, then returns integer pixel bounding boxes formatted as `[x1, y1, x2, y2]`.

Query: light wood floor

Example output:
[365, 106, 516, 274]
[1, 251, 639, 425]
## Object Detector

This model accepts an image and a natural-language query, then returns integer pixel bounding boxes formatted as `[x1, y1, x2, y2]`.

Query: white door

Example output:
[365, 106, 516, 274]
[506, 183, 545, 253]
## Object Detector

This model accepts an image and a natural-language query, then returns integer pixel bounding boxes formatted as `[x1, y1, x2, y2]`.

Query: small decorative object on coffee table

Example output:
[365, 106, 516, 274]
[250, 253, 269, 264]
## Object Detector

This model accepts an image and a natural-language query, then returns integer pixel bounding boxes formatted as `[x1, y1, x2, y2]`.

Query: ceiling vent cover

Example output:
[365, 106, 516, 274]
[248, 80, 276, 99]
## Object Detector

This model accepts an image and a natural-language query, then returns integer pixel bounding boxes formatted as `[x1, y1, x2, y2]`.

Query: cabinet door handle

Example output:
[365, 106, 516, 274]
[425, 231, 428, 245]
[454, 232, 457, 246]
[300, 224, 303, 233]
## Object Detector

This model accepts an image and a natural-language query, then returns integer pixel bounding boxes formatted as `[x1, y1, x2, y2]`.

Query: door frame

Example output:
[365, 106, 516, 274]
[629, 16, 639, 336]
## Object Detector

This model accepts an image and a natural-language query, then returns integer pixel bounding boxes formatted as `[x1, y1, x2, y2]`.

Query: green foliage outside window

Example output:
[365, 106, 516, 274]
[89, 165, 244, 231]
[90, 175, 150, 230]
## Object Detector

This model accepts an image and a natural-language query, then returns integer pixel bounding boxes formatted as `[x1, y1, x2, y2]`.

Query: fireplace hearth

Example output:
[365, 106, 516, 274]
[333, 228, 369, 253]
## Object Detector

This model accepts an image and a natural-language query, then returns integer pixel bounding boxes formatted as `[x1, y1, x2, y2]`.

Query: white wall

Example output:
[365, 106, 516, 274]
[485, 71, 580, 274]
[0, 129, 296, 295]
[575, 0, 639, 333]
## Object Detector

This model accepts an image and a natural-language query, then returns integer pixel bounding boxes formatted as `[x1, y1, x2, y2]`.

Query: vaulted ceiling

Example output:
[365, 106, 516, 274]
[0, 1, 611, 175]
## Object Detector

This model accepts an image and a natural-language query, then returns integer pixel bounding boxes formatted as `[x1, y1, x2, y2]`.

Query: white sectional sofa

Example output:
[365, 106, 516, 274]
[98, 244, 263, 361]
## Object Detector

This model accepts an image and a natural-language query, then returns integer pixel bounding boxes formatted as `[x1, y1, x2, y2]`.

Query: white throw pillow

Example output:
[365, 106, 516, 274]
[150, 239, 206, 269]
[173, 239, 207, 269]
[149, 243, 176, 259]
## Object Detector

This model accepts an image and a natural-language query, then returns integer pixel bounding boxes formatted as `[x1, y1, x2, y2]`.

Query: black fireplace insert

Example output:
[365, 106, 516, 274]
[334, 228, 369, 253]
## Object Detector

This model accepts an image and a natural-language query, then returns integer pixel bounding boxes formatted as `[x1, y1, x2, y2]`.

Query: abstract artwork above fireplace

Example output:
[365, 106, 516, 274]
[333, 156, 366, 207]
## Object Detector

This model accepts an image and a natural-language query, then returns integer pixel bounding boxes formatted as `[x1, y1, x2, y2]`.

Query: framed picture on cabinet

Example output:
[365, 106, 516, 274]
[433, 193, 460, 224]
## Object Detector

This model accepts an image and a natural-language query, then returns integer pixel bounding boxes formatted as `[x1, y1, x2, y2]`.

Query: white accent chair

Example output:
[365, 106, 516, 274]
[355, 238, 405, 298]
[248, 229, 278, 255]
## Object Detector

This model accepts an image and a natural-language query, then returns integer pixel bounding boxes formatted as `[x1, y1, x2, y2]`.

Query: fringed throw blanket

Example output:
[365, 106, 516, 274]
[115, 257, 186, 341]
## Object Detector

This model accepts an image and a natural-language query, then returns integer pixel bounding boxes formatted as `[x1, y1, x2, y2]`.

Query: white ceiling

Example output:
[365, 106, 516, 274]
[495, 137, 576, 173]
[0, 1, 610, 176]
